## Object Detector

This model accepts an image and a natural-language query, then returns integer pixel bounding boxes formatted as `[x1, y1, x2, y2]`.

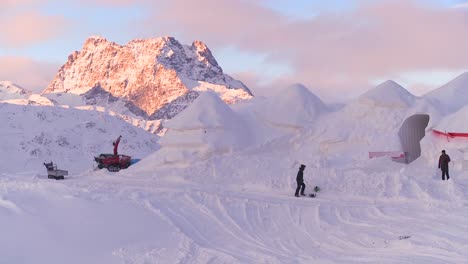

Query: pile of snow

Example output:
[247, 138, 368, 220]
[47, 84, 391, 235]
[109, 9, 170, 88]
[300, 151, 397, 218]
[424, 72, 468, 114]
[257, 84, 327, 128]
[355, 80, 417, 108]
[433, 105, 468, 132]
[316, 81, 444, 158]
[0, 103, 158, 173]
[136, 92, 249, 166]
[164, 91, 240, 131]
[419, 105, 468, 171]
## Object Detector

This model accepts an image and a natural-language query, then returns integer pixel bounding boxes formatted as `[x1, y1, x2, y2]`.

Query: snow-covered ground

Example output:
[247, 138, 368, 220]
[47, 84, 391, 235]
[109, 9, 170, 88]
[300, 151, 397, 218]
[2, 79, 468, 263]
[0, 103, 159, 173]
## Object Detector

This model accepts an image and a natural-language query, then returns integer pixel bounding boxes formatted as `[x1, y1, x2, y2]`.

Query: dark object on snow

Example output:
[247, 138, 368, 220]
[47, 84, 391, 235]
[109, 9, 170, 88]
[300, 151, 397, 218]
[113, 135, 122, 155]
[438, 150, 451, 180]
[43, 162, 68, 180]
[314, 186, 320, 193]
[397, 114, 430, 164]
[294, 164, 306, 197]
[94, 154, 131, 172]
[95, 135, 131, 172]
[309, 193, 316, 198]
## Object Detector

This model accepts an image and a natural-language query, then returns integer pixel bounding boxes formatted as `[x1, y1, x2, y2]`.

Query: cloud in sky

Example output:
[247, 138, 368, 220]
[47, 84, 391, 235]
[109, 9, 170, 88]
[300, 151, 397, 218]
[0, 0, 67, 48]
[78, 0, 146, 7]
[0, 11, 66, 48]
[139, 0, 468, 99]
[0, 56, 59, 92]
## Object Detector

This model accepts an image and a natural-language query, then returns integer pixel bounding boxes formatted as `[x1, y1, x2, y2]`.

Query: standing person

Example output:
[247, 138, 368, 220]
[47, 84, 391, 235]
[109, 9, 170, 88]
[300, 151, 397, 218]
[295, 164, 306, 197]
[113, 135, 122, 155]
[438, 150, 451, 180]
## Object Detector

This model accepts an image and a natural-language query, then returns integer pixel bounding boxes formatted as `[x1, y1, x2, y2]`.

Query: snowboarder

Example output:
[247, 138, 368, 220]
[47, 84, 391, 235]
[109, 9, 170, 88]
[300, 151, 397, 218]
[294, 164, 306, 197]
[438, 150, 451, 180]
[113, 135, 122, 155]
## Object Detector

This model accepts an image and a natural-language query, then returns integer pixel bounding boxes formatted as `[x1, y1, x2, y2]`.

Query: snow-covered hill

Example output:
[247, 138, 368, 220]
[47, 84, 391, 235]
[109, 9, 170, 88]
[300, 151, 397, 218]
[300, 80, 442, 161]
[257, 83, 328, 128]
[0, 81, 30, 100]
[357, 80, 417, 108]
[0, 103, 158, 173]
[424, 72, 468, 114]
[0, 81, 54, 105]
[136, 91, 250, 167]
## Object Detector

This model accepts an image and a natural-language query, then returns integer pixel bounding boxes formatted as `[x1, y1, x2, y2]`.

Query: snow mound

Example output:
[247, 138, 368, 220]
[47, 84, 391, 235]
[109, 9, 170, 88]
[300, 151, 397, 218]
[260, 83, 327, 127]
[164, 91, 239, 130]
[433, 104, 468, 132]
[424, 72, 468, 114]
[131, 92, 249, 167]
[357, 80, 416, 108]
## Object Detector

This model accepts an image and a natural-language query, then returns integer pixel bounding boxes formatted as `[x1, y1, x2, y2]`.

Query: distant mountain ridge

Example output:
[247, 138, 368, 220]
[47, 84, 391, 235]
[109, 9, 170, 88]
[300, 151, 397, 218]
[0, 81, 30, 100]
[43, 36, 253, 120]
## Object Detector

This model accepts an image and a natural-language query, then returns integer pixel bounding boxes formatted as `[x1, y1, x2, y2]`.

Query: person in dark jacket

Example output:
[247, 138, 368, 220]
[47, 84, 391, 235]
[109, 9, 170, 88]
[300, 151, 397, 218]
[113, 135, 122, 155]
[294, 164, 306, 197]
[438, 150, 451, 180]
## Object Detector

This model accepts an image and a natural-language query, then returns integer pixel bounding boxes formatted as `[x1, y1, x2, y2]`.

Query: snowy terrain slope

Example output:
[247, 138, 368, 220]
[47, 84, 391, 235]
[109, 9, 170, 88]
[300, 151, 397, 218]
[256, 83, 328, 128]
[0, 83, 163, 134]
[2, 81, 468, 263]
[0, 81, 54, 106]
[138, 91, 251, 166]
[0, 81, 30, 100]
[424, 72, 468, 114]
[0, 102, 158, 173]
[308, 80, 443, 159]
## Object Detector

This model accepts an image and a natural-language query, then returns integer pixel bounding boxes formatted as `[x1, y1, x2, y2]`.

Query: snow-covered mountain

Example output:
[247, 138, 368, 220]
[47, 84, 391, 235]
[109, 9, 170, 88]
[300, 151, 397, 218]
[0, 102, 158, 173]
[42, 36, 252, 120]
[0, 81, 54, 105]
[424, 72, 468, 114]
[0, 81, 30, 100]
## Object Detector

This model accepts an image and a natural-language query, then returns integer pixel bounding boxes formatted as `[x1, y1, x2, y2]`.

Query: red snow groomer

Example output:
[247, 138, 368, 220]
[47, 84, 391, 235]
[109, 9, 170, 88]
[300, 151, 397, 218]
[94, 135, 131, 172]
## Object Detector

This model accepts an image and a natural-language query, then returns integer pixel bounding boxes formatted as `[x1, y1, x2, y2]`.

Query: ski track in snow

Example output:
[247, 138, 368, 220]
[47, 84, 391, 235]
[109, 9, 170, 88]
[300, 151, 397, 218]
[2, 170, 467, 264]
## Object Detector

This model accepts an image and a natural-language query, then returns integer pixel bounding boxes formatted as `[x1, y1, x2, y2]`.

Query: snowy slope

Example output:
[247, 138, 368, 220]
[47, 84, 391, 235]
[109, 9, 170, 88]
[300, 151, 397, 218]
[3, 80, 468, 263]
[0, 103, 158, 173]
[136, 92, 250, 166]
[309, 80, 442, 158]
[0, 81, 30, 100]
[0, 81, 54, 106]
[257, 83, 328, 128]
[424, 72, 468, 114]
[357, 80, 416, 107]
[433, 105, 468, 132]
[43, 91, 164, 134]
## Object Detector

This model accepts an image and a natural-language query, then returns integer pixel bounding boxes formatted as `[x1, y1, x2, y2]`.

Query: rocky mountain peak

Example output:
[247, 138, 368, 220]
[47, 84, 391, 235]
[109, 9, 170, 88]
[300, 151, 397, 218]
[43, 36, 252, 120]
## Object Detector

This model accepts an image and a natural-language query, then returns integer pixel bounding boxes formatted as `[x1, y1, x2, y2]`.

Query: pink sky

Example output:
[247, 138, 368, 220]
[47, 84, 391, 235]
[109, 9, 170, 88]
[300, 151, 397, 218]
[1, 0, 468, 100]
